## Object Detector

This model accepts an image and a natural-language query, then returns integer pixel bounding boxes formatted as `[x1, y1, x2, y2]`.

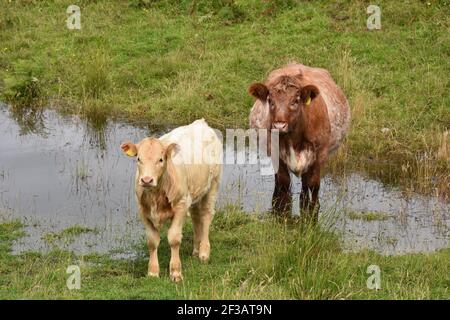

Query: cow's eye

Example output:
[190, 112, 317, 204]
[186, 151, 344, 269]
[159, 158, 163, 163]
[137, 157, 141, 163]
[288, 98, 297, 108]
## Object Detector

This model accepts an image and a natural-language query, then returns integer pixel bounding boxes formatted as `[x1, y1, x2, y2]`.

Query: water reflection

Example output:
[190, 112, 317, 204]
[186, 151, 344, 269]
[9, 104, 46, 136]
[0, 103, 448, 256]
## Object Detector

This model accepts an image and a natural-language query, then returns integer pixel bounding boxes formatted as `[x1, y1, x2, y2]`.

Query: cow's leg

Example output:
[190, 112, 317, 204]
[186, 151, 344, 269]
[300, 175, 310, 213]
[144, 222, 160, 277]
[167, 205, 187, 283]
[272, 160, 292, 215]
[300, 163, 321, 223]
[193, 176, 219, 262]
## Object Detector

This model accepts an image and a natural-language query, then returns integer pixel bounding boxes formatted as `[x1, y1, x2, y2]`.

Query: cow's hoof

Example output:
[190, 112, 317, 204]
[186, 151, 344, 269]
[148, 271, 159, 278]
[170, 272, 183, 283]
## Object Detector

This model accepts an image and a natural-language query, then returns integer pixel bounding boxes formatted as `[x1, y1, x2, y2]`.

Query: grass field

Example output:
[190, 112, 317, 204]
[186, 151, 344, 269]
[0, 0, 449, 299]
[1, 211, 449, 299]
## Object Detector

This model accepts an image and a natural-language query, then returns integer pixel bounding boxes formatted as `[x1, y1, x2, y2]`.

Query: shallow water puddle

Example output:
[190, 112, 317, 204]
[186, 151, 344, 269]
[0, 104, 448, 255]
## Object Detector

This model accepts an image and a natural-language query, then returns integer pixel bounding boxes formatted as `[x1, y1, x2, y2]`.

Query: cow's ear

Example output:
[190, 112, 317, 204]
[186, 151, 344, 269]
[120, 141, 138, 157]
[165, 143, 180, 159]
[300, 85, 319, 106]
[248, 83, 269, 102]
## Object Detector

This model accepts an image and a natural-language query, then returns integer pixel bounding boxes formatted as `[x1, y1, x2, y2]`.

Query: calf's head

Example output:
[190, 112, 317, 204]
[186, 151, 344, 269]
[120, 138, 179, 189]
[248, 75, 319, 133]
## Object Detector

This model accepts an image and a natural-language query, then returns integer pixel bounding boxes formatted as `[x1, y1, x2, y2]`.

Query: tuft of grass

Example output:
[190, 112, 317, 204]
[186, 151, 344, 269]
[437, 131, 449, 163]
[42, 225, 99, 245]
[82, 52, 111, 99]
[346, 210, 390, 222]
[0, 219, 25, 254]
[3, 60, 43, 108]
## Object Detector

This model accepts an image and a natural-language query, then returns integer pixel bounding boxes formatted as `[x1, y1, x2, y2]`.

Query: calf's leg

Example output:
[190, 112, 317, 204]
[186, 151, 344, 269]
[272, 160, 292, 215]
[191, 204, 202, 257]
[191, 205, 213, 262]
[144, 222, 160, 277]
[167, 205, 187, 282]
[192, 177, 219, 262]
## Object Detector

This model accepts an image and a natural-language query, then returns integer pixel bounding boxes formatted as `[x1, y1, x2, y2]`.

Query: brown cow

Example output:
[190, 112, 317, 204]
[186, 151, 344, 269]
[248, 63, 350, 220]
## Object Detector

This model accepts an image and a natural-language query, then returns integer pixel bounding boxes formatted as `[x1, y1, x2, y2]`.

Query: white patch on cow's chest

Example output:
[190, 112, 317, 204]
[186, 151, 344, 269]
[281, 145, 315, 176]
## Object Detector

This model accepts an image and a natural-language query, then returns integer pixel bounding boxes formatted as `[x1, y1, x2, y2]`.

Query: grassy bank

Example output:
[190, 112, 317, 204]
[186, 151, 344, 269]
[0, 0, 449, 196]
[1, 210, 449, 299]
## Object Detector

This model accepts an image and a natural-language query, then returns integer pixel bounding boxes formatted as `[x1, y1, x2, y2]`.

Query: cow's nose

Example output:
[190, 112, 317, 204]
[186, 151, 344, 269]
[273, 122, 288, 131]
[141, 176, 153, 185]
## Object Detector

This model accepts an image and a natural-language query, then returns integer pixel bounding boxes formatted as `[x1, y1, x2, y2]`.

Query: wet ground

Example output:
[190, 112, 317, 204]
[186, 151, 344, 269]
[0, 104, 448, 255]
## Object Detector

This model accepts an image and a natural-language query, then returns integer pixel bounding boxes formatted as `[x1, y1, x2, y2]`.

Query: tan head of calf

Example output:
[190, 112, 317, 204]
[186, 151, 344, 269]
[120, 138, 179, 191]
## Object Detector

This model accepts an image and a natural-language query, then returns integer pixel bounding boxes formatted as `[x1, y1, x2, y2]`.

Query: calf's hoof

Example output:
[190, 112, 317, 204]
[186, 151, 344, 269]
[192, 248, 199, 257]
[170, 271, 183, 283]
[198, 243, 210, 262]
[198, 252, 210, 263]
[148, 271, 159, 278]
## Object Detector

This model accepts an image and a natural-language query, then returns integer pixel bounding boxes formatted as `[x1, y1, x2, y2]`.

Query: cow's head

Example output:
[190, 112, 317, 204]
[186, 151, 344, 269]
[120, 138, 179, 189]
[248, 75, 319, 133]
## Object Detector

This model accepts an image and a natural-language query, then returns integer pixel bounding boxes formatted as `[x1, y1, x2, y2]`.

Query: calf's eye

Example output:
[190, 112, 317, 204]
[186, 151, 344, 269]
[159, 158, 163, 163]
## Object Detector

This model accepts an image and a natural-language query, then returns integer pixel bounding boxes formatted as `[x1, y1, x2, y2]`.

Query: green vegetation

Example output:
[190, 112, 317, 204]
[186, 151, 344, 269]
[1, 212, 449, 299]
[0, 0, 448, 196]
[3, 69, 42, 108]
[42, 225, 98, 244]
[346, 210, 389, 221]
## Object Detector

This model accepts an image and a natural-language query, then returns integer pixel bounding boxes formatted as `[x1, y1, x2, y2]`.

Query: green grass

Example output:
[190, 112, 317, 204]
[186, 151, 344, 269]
[42, 225, 99, 244]
[346, 210, 389, 221]
[0, 0, 448, 196]
[1, 212, 449, 299]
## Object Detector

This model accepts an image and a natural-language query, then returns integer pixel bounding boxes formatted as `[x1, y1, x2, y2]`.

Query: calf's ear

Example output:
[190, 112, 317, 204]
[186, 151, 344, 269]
[165, 143, 180, 159]
[163, 143, 182, 203]
[120, 141, 138, 157]
[300, 85, 319, 106]
[248, 83, 269, 102]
